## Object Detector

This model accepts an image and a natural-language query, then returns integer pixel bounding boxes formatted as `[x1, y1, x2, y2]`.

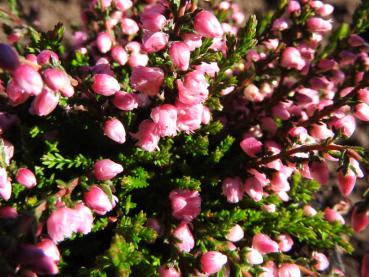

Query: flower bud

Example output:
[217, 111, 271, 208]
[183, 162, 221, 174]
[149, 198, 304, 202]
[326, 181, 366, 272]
[200, 251, 228, 275]
[169, 42, 191, 71]
[337, 169, 356, 196]
[324, 207, 345, 224]
[74, 203, 93, 234]
[244, 177, 263, 202]
[140, 11, 167, 32]
[307, 17, 332, 33]
[172, 221, 195, 253]
[279, 263, 301, 277]
[31, 88, 60, 116]
[312, 252, 329, 271]
[281, 47, 306, 70]
[16, 168, 37, 189]
[103, 118, 126, 144]
[352, 206, 369, 233]
[354, 103, 369, 121]
[169, 189, 201, 221]
[112, 91, 139, 111]
[310, 160, 329, 185]
[142, 31, 169, 53]
[329, 115, 356, 137]
[303, 205, 317, 217]
[222, 177, 244, 203]
[176, 102, 204, 132]
[84, 185, 115, 215]
[131, 66, 164, 96]
[177, 71, 209, 105]
[226, 224, 244, 242]
[0, 43, 19, 71]
[128, 52, 149, 67]
[93, 159, 123, 180]
[158, 265, 181, 277]
[13, 64, 43, 95]
[92, 74, 120, 96]
[43, 68, 70, 93]
[121, 18, 139, 35]
[115, 0, 133, 11]
[277, 234, 293, 252]
[7, 80, 30, 106]
[96, 32, 112, 53]
[240, 137, 262, 157]
[252, 233, 279, 254]
[47, 207, 80, 243]
[37, 50, 59, 65]
[194, 10, 224, 38]
[246, 248, 263, 265]
[132, 120, 160, 152]
[182, 33, 202, 51]
[151, 104, 178, 137]
[111, 46, 128, 65]
[0, 179, 11, 201]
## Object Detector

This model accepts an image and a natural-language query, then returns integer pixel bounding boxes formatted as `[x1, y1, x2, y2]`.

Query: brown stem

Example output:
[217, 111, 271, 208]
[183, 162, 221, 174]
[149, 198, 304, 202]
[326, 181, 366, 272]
[298, 265, 320, 277]
[0, 7, 24, 25]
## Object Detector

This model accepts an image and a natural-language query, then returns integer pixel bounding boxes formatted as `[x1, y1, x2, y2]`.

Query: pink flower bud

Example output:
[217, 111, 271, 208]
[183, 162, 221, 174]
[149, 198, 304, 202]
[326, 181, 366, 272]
[0, 179, 11, 201]
[240, 137, 262, 157]
[111, 46, 128, 65]
[182, 33, 202, 51]
[337, 169, 356, 196]
[132, 120, 160, 152]
[262, 204, 277, 213]
[169, 189, 201, 221]
[93, 159, 123, 180]
[272, 18, 290, 31]
[195, 62, 220, 78]
[200, 251, 228, 275]
[169, 42, 191, 71]
[115, 0, 133, 11]
[7, 80, 30, 106]
[43, 68, 70, 93]
[121, 18, 139, 35]
[194, 10, 224, 38]
[349, 34, 365, 47]
[222, 177, 244, 203]
[310, 123, 334, 141]
[226, 224, 244, 242]
[13, 64, 43, 95]
[151, 104, 178, 137]
[303, 205, 317, 217]
[324, 207, 345, 224]
[131, 66, 164, 96]
[158, 265, 181, 277]
[96, 32, 112, 53]
[142, 31, 169, 53]
[177, 71, 209, 105]
[287, 1, 301, 14]
[36, 239, 60, 264]
[202, 106, 211, 124]
[103, 118, 126, 144]
[47, 207, 80, 243]
[355, 103, 369, 121]
[112, 91, 139, 111]
[74, 203, 93, 234]
[310, 161, 329, 185]
[260, 261, 278, 277]
[270, 172, 290, 193]
[16, 168, 37, 188]
[307, 17, 332, 32]
[172, 221, 195, 253]
[128, 52, 149, 67]
[31, 88, 60, 117]
[330, 115, 356, 137]
[37, 50, 59, 65]
[92, 74, 120, 96]
[140, 11, 167, 32]
[246, 248, 263, 265]
[279, 263, 301, 277]
[312, 252, 329, 271]
[176, 102, 204, 133]
[0, 43, 19, 71]
[352, 206, 369, 233]
[0, 206, 17, 219]
[252, 233, 279, 254]
[244, 177, 263, 202]
[281, 47, 306, 70]
[317, 4, 334, 17]
[84, 185, 115, 215]
[277, 234, 293, 252]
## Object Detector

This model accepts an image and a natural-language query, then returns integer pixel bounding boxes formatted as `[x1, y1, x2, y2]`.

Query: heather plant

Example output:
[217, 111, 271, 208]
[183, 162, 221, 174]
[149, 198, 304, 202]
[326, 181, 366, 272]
[0, 0, 369, 276]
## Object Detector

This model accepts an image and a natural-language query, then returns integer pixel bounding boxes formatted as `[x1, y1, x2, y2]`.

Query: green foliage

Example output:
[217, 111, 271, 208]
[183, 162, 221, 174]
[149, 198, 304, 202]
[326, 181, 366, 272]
[41, 152, 92, 170]
[353, 0, 369, 33]
[209, 135, 235, 164]
[120, 167, 151, 192]
[27, 23, 65, 54]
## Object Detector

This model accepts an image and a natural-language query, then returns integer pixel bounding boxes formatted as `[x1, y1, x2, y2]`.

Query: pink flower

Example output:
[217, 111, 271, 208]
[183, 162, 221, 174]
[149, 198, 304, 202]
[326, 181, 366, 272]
[169, 189, 201, 221]
[329, 115, 356, 138]
[172, 221, 195, 253]
[310, 161, 329, 185]
[128, 52, 149, 67]
[169, 42, 191, 71]
[222, 177, 244, 203]
[246, 248, 263, 265]
[252, 233, 279, 254]
[93, 159, 123, 181]
[103, 118, 126, 144]
[349, 34, 365, 47]
[194, 10, 224, 38]
[84, 185, 116, 215]
[96, 32, 112, 53]
[74, 203, 93, 234]
[281, 47, 306, 70]
[158, 265, 181, 277]
[16, 168, 37, 188]
[131, 66, 164, 96]
[310, 123, 334, 141]
[31, 88, 60, 117]
[0, 43, 19, 71]
[200, 251, 228, 275]
[240, 137, 262, 157]
[142, 31, 169, 53]
[0, 179, 11, 201]
[312, 252, 329, 271]
[270, 172, 290, 193]
[317, 4, 334, 17]
[287, 1, 301, 14]
[176, 102, 204, 133]
[0, 206, 17, 219]
[43, 68, 73, 97]
[151, 104, 178, 137]
[111, 46, 128, 65]
[115, 0, 133, 11]
[279, 263, 301, 277]
[37, 50, 59, 65]
[352, 206, 369, 233]
[260, 261, 278, 277]
[182, 33, 202, 51]
[272, 18, 291, 31]
[13, 64, 43, 95]
[195, 62, 220, 78]
[277, 234, 293, 252]
[226, 224, 244, 242]
[47, 207, 81, 243]
[307, 17, 332, 33]
[337, 168, 356, 196]
[112, 91, 139, 111]
[132, 120, 160, 152]
[140, 11, 166, 32]
[244, 176, 263, 202]
[324, 207, 345, 224]
[121, 18, 139, 35]
[7, 80, 30, 106]
[92, 74, 120, 96]
[177, 71, 209, 105]
[36, 239, 60, 265]
[355, 103, 369, 121]
[303, 205, 317, 217]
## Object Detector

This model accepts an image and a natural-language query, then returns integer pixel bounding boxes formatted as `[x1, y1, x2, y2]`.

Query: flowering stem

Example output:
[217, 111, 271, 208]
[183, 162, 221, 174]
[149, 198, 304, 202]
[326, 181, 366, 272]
[297, 265, 320, 277]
